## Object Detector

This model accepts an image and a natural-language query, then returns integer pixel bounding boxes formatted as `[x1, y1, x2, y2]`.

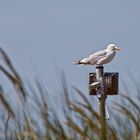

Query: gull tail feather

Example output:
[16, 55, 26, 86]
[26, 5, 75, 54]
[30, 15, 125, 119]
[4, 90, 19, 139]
[73, 60, 81, 65]
[73, 60, 90, 66]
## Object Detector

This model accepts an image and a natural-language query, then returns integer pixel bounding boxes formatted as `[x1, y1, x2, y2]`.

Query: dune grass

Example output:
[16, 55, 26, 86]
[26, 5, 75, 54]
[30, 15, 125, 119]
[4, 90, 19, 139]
[0, 47, 139, 140]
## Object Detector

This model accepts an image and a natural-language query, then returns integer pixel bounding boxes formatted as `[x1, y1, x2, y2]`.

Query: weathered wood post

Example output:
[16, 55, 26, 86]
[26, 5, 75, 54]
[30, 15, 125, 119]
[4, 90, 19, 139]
[96, 66, 106, 140]
[89, 68, 119, 140]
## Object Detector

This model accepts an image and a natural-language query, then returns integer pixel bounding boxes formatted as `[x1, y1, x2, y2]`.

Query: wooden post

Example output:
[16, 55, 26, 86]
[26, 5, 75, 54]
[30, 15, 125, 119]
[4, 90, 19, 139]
[96, 66, 107, 140]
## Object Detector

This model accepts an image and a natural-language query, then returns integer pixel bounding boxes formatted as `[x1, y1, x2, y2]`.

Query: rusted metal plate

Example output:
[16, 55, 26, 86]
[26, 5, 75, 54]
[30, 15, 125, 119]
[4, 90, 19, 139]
[89, 73, 119, 95]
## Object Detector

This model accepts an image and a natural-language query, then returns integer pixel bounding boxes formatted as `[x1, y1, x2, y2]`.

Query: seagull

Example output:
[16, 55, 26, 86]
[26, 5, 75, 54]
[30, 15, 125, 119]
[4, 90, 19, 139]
[73, 44, 120, 66]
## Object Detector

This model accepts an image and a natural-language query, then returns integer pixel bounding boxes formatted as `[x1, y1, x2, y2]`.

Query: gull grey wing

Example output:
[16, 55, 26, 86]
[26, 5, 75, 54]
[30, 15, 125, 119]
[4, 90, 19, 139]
[81, 50, 107, 64]
[92, 50, 107, 57]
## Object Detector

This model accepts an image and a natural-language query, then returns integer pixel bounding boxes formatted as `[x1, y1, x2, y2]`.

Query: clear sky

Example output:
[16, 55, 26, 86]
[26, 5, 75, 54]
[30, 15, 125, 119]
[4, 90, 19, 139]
[0, 0, 140, 95]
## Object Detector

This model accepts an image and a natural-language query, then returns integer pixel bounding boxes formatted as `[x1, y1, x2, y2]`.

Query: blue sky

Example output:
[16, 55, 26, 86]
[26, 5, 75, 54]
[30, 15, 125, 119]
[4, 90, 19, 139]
[0, 0, 140, 96]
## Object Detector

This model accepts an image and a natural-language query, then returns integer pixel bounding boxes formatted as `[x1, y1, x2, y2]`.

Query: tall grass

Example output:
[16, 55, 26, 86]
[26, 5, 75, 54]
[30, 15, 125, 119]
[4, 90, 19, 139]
[0, 47, 139, 140]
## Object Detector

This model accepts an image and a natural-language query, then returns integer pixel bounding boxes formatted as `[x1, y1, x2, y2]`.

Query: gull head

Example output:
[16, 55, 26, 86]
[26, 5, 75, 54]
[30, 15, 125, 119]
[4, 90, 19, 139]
[106, 44, 120, 51]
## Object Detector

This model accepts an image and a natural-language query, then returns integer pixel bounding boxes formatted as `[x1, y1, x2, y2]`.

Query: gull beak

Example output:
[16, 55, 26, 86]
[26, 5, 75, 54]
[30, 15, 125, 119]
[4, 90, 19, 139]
[115, 47, 120, 51]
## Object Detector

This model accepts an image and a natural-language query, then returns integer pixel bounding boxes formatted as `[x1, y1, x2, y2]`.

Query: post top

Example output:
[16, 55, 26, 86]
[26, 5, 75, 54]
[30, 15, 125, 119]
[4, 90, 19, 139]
[96, 65, 104, 69]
